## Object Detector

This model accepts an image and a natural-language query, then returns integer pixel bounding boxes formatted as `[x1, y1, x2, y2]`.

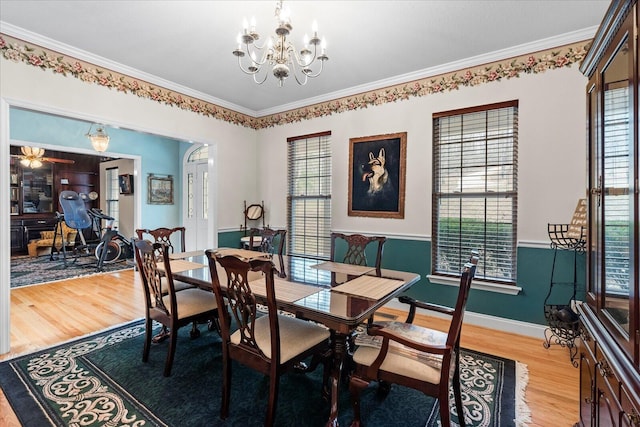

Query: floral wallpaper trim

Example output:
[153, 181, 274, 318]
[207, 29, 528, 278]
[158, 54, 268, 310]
[1, 33, 590, 130]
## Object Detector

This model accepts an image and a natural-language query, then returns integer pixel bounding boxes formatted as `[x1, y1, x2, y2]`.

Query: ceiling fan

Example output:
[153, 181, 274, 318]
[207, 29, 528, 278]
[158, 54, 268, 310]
[12, 146, 75, 168]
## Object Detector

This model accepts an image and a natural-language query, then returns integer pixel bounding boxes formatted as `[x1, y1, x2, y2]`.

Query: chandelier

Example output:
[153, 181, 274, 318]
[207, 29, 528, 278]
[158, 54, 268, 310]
[19, 146, 45, 168]
[232, 1, 329, 86]
[86, 124, 110, 152]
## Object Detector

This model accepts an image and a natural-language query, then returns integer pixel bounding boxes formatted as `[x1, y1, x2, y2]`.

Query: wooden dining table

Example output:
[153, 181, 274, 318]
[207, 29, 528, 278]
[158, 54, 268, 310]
[170, 248, 420, 427]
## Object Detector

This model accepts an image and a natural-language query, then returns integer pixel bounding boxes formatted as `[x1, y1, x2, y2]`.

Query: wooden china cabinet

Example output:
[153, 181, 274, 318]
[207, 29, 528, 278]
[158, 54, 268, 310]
[576, 0, 640, 426]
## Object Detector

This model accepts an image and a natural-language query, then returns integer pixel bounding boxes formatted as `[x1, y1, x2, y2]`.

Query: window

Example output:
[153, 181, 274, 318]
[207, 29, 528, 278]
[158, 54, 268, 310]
[602, 82, 630, 296]
[287, 131, 332, 259]
[186, 145, 208, 220]
[105, 167, 119, 228]
[432, 101, 518, 283]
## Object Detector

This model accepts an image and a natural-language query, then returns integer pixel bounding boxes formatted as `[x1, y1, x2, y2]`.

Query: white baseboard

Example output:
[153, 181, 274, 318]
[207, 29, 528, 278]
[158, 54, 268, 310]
[383, 298, 547, 339]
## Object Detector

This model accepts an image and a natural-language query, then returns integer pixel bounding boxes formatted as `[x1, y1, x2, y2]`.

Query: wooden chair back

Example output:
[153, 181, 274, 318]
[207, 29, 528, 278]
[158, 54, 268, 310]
[249, 227, 287, 256]
[135, 227, 185, 254]
[207, 253, 279, 362]
[330, 232, 386, 285]
[135, 239, 171, 316]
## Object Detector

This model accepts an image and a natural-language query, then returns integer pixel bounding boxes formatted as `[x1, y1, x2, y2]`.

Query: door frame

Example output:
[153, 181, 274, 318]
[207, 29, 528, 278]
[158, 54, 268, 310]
[0, 97, 217, 354]
[182, 144, 218, 251]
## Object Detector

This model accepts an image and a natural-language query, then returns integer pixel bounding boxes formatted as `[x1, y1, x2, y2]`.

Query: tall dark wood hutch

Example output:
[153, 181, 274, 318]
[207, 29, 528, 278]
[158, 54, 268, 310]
[576, 0, 640, 425]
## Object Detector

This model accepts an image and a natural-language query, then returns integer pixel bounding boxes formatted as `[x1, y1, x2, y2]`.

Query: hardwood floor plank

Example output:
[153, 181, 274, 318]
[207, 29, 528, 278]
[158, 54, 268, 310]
[0, 271, 578, 426]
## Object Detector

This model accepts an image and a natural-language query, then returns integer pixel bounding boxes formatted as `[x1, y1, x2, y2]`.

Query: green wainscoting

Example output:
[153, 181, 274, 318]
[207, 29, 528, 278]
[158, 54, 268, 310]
[218, 230, 246, 249]
[217, 231, 586, 326]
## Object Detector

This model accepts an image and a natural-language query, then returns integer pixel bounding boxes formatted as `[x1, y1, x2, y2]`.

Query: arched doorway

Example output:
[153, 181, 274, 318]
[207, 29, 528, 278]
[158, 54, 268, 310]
[183, 145, 210, 250]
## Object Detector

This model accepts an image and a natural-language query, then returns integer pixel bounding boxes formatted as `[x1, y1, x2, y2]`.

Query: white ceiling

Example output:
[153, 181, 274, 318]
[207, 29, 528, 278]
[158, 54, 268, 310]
[0, 1, 610, 116]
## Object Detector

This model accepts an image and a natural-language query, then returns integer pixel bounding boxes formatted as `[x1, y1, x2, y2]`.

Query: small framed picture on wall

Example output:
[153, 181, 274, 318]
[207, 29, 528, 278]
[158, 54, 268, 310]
[118, 174, 133, 195]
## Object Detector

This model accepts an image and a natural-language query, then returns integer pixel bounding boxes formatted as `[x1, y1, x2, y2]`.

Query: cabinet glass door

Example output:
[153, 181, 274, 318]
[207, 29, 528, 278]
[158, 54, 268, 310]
[21, 163, 54, 214]
[599, 33, 633, 340]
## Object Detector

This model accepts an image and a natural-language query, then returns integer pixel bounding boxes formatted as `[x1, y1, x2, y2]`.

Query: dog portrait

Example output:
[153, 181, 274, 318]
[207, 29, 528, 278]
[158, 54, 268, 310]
[349, 132, 406, 218]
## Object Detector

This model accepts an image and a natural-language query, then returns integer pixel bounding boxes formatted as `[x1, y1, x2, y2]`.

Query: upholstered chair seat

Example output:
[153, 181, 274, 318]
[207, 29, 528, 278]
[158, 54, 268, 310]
[231, 315, 329, 363]
[160, 276, 194, 294]
[353, 321, 449, 384]
[162, 288, 218, 319]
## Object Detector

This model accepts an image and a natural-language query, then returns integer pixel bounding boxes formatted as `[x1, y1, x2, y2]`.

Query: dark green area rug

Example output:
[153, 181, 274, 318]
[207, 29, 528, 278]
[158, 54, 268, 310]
[0, 320, 530, 426]
[10, 255, 133, 288]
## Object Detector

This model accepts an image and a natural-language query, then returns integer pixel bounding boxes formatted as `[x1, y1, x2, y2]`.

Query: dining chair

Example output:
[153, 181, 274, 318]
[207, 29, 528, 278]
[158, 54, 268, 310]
[248, 227, 287, 256]
[330, 232, 386, 285]
[348, 250, 479, 427]
[330, 232, 387, 355]
[135, 226, 186, 254]
[135, 228, 195, 342]
[134, 239, 222, 376]
[205, 250, 331, 427]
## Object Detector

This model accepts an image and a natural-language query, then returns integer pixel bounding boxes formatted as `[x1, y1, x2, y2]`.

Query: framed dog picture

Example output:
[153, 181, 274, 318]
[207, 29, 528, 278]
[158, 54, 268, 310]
[348, 132, 406, 218]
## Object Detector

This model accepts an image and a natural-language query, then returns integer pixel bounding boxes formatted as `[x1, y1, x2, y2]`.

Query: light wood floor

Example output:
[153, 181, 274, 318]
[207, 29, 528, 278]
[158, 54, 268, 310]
[0, 269, 579, 426]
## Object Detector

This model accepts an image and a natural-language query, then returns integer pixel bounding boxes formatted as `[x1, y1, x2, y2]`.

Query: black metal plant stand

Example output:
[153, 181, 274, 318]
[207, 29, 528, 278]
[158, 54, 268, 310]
[543, 223, 586, 367]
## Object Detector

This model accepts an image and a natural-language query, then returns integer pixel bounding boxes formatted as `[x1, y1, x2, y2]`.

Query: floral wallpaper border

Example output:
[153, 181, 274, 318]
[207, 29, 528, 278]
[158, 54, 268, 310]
[1, 33, 590, 130]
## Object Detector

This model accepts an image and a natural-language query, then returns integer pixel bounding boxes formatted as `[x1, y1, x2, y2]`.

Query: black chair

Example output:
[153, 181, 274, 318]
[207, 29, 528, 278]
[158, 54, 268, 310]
[348, 250, 479, 427]
[205, 250, 331, 426]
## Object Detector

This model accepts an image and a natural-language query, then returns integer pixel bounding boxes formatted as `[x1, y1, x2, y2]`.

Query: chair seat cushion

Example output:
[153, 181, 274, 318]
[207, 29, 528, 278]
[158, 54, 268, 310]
[353, 321, 449, 384]
[160, 276, 195, 294]
[231, 315, 330, 363]
[162, 288, 217, 319]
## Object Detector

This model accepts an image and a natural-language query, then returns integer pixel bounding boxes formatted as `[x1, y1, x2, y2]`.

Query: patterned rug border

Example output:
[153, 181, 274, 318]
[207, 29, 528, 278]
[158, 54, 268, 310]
[515, 362, 531, 426]
[0, 319, 145, 363]
[0, 319, 531, 427]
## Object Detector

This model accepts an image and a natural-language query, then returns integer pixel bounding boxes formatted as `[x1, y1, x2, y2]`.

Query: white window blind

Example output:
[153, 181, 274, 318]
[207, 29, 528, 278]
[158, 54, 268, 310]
[287, 131, 332, 259]
[433, 101, 518, 283]
[602, 83, 630, 296]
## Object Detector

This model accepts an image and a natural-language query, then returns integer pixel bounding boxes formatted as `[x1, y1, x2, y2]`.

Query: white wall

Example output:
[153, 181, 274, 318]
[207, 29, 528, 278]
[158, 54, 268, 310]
[256, 66, 588, 245]
[0, 59, 260, 230]
[0, 57, 259, 354]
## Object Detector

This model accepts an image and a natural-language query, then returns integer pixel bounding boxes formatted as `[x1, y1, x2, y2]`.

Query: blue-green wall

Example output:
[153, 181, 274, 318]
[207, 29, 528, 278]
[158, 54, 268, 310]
[219, 230, 586, 325]
[10, 108, 190, 229]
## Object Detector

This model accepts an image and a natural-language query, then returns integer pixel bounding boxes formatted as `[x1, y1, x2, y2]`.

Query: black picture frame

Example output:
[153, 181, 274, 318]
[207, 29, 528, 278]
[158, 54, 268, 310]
[118, 174, 133, 195]
[348, 132, 406, 219]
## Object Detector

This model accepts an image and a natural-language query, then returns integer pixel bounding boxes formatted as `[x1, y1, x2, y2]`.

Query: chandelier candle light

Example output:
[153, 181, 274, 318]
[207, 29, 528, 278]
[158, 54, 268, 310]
[233, 0, 328, 86]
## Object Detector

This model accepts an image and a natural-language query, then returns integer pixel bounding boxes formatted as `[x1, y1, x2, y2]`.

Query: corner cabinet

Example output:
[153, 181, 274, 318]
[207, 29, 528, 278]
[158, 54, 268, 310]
[576, 1, 640, 426]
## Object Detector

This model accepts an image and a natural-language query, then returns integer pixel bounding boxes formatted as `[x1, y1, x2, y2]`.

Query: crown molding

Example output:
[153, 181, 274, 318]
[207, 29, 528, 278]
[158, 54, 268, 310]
[0, 21, 257, 117]
[256, 26, 599, 117]
[1, 23, 594, 130]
